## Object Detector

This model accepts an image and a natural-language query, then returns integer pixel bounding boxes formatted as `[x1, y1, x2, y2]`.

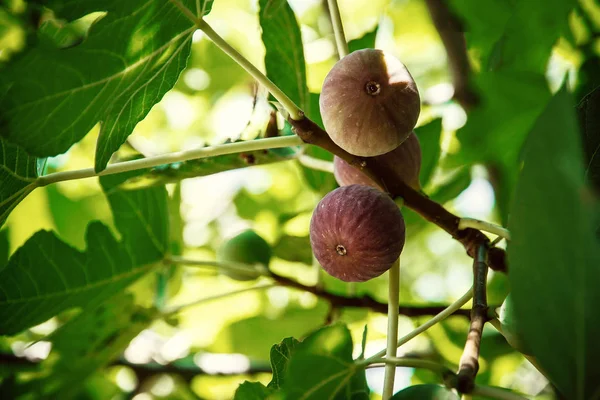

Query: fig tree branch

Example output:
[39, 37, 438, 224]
[326, 0, 350, 58]
[168, 256, 472, 317]
[287, 116, 507, 273]
[424, 0, 477, 110]
[36, 135, 303, 186]
[268, 270, 472, 318]
[457, 244, 489, 393]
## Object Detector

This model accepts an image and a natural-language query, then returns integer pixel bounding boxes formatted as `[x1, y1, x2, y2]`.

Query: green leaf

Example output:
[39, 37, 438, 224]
[450, 0, 574, 73]
[487, 0, 574, 73]
[0, 171, 168, 335]
[0, 228, 8, 270]
[453, 72, 550, 166]
[259, 0, 309, 112]
[390, 384, 459, 400]
[16, 294, 156, 399]
[0, 138, 43, 228]
[100, 172, 169, 266]
[0, 0, 212, 171]
[577, 85, 600, 192]
[348, 26, 378, 53]
[281, 324, 369, 399]
[234, 381, 274, 400]
[415, 119, 442, 188]
[273, 235, 312, 265]
[118, 145, 300, 190]
[268, 337, 300, 389]
[0, 223, 154, 335]
[507, 87, 600, 398]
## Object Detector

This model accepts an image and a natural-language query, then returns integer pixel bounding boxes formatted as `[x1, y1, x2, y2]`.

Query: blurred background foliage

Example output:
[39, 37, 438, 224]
[0, 0, 598, 398]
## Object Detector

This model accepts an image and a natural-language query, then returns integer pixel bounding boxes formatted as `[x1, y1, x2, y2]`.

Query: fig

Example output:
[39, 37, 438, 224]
[333, 131, 422, 190]
[217, 230, 272, 281]
[319, 49, 420, 157]
[309, 184, 406, 282]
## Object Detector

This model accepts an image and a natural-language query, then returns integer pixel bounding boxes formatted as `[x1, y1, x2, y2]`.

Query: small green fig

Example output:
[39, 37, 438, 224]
[499, 294, 534, 356]
[309, 184, 406, 282]
[217, 230, 271, 281]
[320, 49, 420, 157]
[333, 131, 422, 191]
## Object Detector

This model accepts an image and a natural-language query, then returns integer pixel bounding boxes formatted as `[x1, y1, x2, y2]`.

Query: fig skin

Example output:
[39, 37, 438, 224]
[333, 131, 422, 191]
[309, 184, 406, 282]
[320, 49, 420, 157]
[217, 230, 272, 281]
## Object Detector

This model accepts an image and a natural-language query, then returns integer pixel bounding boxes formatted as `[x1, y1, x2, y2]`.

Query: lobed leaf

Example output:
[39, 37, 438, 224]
[13, 294, 156, 399]
[0, 169, 168, 335]
[281, 324, 369, 399]
[0, 0, 213, 171]
[234, 381, 275, 400]
[268, 337, 300, 389]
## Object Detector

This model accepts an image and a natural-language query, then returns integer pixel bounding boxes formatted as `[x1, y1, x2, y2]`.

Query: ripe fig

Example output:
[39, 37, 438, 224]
[309, 184, 406, 282]
[217, 230, 271, 281]
[333, 131, 422, 191]
[320, 49, 420, 157]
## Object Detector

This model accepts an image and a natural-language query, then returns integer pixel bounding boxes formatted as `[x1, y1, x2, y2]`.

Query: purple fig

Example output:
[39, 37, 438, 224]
[333, 132, 422, 191]
[320, 49, 420, 157]
[309, 184, 406, 282]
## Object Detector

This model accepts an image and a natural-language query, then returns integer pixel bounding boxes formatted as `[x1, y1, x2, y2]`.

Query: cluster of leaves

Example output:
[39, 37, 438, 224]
[0, 0, 599, 398]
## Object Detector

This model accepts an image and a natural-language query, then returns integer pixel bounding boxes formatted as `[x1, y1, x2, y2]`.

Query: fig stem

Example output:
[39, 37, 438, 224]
[196, 19, 304, 120]
[360, 357, 454, 378]
[326, 0, 349, 58]
[36, 135, 304, 186]
[458, 218, 511, 241]
[382, 258, 401, 400]
[366, 285, 474, 361]
[298, 154, 335, 173]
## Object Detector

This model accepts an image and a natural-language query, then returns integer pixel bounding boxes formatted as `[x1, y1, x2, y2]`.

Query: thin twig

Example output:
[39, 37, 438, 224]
[167, 256, 473, 318]
[383, 259, 401, 400]
[367, 286, 474, 361]
[36, 136, 304, 186]
[162, 283, 276, 316]
[458, 218, 511, 241]
[197, 19, 303, 120]
[361, 357, 455, 380]
[298, 154, 335, 173]
[457, 244, 489, 393]
[424, 0, 477, 110]
[327, 0, 349, 58]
